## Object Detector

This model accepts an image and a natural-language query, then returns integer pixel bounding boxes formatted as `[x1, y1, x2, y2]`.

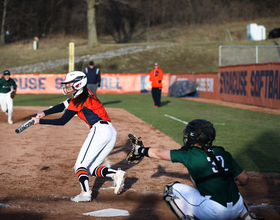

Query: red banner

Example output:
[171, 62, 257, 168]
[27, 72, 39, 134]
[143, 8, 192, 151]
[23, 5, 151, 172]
[169, 72, 219, 99]
[219, 63, 280, 109]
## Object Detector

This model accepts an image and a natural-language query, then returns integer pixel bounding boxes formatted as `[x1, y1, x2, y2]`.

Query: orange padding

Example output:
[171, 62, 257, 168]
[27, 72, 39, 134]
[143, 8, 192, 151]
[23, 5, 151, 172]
[76, 170, 89, 178]
[96, 166, 104, 177]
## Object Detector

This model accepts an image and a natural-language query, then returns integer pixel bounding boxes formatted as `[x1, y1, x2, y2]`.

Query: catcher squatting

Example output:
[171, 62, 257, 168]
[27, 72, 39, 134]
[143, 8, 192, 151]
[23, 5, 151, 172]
[28, 70, 263, 220]
[126, 121, 265, 220]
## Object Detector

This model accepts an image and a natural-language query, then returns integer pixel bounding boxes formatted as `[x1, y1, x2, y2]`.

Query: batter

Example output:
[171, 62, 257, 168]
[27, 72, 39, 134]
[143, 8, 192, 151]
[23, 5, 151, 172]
[32, 71, 126, 202]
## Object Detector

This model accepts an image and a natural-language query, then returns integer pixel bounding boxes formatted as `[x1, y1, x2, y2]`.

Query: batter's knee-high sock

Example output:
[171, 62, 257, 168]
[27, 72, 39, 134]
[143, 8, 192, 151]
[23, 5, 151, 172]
[93, 166, 116, 178]
[76, 167, 90, 192]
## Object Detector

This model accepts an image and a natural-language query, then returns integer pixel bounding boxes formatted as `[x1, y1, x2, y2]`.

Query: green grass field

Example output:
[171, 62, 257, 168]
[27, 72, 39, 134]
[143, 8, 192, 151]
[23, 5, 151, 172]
[14, 93, 280, 173]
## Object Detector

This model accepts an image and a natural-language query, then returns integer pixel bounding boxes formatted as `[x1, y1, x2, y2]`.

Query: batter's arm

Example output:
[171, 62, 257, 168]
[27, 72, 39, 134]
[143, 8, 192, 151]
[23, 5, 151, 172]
[42, 98, 71, 116]
[33, 109, 77, 125]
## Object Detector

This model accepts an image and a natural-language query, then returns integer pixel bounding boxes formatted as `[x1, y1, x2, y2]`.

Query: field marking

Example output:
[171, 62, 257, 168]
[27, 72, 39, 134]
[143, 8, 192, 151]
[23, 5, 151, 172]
[164, 114, 225, 125]
[164, 114, 188, 124]
[83, 208, 129, 217]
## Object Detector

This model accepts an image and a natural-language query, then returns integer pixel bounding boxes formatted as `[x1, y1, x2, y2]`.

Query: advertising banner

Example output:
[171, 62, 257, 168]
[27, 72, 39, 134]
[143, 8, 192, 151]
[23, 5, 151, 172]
[12, 74, 65, 94]
[12, 73, 170, 94]
[219, 63, 280, 109]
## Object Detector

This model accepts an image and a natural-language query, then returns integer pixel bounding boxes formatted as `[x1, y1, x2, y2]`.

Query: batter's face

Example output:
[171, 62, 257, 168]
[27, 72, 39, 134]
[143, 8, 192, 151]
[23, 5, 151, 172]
[62, 82, 76, 95]
[154, 63, 159, 69]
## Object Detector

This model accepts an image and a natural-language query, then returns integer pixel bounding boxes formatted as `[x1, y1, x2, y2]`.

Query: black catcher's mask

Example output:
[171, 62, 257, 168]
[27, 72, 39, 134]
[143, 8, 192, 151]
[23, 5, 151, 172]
[183, 119, 216, 149]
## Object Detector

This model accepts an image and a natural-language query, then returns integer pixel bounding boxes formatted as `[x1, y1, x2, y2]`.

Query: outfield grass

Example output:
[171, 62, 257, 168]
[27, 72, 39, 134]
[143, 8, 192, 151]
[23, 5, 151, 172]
[14, 93, 280, 173]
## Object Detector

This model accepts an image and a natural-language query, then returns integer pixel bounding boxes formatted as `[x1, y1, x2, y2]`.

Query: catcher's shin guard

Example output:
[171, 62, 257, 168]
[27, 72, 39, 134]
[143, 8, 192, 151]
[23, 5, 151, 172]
[163, 181, 190, 220]
[239, 201, 265, 220]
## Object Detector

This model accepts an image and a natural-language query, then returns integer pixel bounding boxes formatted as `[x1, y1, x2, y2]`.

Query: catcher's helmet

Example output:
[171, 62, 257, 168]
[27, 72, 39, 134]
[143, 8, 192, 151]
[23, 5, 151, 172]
[183, 119, 215, 148]
[61, 71, 87, 95]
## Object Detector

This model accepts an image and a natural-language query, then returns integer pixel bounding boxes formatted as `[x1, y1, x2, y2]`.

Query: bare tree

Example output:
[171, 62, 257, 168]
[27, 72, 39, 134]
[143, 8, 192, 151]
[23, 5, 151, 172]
[87, 0, 99, 47]
[1, 0, 279, 43]
[1, 0, 9, 45]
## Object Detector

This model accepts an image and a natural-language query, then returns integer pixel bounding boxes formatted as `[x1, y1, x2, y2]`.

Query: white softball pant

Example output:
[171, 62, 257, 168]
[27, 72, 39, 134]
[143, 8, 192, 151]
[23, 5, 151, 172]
[74, 120, 117, 175]
[172, 183, 244, 220]
[0, 91, 13, 120]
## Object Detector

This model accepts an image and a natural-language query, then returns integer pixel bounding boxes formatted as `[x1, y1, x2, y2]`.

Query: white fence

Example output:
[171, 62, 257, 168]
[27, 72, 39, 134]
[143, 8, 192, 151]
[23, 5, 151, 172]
[219, 45, 280, 66]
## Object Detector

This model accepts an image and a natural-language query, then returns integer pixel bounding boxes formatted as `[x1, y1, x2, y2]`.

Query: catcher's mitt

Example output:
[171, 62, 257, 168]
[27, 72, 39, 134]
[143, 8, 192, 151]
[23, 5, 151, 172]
[126, 133, 144, 164]
[10, 91, 16, 99]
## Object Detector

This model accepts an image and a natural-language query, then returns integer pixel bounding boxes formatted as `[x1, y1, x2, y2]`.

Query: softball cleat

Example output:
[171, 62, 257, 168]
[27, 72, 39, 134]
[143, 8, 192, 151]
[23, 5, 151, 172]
[71, 190, 92, 202]
[113, 168, 126, 195]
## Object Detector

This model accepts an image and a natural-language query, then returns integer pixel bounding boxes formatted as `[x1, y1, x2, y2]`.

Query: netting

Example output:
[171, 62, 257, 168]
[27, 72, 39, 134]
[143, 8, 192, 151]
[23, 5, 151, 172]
[219, 45, 280, 66]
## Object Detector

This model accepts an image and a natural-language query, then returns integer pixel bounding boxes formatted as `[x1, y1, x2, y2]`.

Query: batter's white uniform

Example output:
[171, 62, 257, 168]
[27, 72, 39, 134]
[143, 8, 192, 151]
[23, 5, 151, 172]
[75, 120, 117, 175]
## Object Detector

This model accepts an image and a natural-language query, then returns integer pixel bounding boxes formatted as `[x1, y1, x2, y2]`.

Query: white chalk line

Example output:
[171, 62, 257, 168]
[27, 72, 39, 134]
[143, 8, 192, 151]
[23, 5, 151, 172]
[164, 114, 225, 125]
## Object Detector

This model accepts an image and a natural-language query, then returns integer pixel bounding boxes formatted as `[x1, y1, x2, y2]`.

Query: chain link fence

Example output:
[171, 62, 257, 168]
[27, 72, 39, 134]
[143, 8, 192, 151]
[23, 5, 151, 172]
[219, 45, 280, 66]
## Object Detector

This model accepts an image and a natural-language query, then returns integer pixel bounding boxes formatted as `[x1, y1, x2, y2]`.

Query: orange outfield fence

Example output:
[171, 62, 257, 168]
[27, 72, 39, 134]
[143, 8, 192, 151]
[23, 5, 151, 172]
[12, 73, 169, 94]
[11, 62, 280, 109]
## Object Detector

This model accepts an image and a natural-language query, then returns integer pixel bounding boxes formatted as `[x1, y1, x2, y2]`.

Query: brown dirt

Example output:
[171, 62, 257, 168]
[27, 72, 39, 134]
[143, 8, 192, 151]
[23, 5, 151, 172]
[0, 103, 279, 220]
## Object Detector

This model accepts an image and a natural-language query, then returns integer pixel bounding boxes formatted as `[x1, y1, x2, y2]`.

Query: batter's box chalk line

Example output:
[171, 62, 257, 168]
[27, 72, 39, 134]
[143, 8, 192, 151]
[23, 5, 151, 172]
[83, 208, 130, 217]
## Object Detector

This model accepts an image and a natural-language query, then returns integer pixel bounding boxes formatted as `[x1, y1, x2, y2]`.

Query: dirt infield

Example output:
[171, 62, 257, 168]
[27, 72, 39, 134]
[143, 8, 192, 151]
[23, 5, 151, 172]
[0, 106, 279, 220]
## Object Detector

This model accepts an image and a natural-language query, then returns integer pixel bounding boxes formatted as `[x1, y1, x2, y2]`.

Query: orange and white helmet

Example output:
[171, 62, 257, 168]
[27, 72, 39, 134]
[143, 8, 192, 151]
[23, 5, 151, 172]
[61, 71, 87, 95]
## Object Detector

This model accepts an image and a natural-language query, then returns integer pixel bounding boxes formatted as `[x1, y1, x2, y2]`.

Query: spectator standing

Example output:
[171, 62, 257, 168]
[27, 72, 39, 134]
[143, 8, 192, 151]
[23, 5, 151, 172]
[149, 62, 163, 108]
[84, 61, 101, 95]
[0, 70, 17, 124]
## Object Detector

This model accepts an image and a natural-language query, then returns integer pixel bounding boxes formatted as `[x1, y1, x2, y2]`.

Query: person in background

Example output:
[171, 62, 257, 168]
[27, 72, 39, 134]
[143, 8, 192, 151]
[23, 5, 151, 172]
[149, 62, 163, 108]
[0, 70, 17, 124]
[84, 61, 101, 95]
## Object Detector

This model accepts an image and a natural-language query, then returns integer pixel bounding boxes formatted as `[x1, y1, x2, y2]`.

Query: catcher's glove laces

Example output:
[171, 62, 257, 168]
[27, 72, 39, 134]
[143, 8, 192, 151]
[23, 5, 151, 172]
[126, 133, 149, 164]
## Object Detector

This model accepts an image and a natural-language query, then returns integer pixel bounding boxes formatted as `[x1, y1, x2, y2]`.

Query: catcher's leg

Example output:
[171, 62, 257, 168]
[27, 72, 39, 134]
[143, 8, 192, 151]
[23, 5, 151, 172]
[239, 201, 265, 220]
[163, 181, 195, 220]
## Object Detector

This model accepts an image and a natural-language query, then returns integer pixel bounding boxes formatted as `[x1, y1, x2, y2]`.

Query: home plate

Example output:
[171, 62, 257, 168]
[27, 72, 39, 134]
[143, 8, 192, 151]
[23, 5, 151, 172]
[83, 208, 129, 217]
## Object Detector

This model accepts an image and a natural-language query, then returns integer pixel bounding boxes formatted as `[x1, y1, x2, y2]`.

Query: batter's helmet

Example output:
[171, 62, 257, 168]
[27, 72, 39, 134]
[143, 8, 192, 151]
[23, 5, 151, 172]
[183, 119, 215, 148]
[61, 71, 87, 95]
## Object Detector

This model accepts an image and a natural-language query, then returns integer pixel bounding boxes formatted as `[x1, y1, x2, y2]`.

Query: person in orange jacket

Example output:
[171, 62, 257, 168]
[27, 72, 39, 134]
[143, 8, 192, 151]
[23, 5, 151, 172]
[149, 62, 163, 108]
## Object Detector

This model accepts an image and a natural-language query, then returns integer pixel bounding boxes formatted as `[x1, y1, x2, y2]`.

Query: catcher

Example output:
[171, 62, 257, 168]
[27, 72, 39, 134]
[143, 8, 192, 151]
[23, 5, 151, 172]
[0, 70, 17, 124]
[126, 119, 264, 220]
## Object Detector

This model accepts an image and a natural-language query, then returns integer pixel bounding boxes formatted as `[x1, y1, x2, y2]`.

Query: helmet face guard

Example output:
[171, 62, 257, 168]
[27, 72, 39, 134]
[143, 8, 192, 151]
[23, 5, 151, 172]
[183, 119, 216, 148]
[62, 83, 75, 95]
[61, 71, 87, 95]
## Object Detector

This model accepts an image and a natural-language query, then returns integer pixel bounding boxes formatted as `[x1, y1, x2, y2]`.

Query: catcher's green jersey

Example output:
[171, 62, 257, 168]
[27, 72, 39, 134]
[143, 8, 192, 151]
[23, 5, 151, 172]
[170, 147, 243, 207]
[0, 77, 17, 93]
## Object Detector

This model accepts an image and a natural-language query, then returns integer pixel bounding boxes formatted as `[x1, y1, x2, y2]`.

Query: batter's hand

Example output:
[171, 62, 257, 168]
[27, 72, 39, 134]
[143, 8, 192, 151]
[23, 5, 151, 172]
[36, 112, 45, 118]
[32, 117, 40, 125]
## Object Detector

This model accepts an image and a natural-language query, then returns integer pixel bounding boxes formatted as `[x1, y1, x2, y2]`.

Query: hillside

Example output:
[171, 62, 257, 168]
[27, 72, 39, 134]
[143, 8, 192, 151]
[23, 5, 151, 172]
[0, 16, 279, 74]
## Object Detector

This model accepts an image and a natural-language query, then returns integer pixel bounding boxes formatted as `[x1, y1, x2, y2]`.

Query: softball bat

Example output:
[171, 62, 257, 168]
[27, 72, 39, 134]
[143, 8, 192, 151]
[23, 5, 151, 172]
[15, 119, 35, 134]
